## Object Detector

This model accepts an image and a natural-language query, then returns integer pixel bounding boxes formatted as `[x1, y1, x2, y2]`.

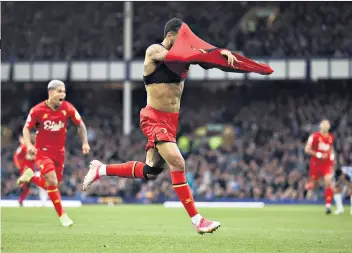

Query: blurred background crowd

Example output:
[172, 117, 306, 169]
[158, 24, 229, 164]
[2, 81, 351, 202]
[2, 1, 352, 61]
[2, 1, 352, 203]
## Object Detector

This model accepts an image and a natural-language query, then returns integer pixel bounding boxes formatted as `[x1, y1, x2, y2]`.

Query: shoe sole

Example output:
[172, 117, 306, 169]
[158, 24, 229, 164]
[197, 224, 221, 235]
[82, 161, 103, 191]
[17, 169, 34, 186]
[82, 162, 95, 191]
[17, 177, 28, 186]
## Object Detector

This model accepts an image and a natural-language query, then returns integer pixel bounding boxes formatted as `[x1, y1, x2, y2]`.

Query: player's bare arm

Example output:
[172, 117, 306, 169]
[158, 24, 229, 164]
[144, 43, 184, 113]
[77, 121, 90, 155]
[143, 44, 168, 76]
[22, 126, 36, 155]
[330, 147, 336, 164]
[146, 44, 168, 62]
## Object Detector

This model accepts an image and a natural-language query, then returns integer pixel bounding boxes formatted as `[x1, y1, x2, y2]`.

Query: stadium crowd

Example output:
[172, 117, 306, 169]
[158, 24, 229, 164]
[2, 1, 351, 203]
[2, 2, 352, 61]
[2, 81, 351, 203]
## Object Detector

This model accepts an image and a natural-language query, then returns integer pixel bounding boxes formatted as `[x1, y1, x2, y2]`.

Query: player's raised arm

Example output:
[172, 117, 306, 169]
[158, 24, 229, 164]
[23, 109, 37, 155]
[146, 44, 168, 62]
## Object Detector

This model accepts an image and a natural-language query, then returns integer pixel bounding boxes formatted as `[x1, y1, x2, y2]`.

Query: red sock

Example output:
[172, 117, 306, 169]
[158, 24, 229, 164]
[325, 187, 333, 206]
[171, 171, 198, 217]
[106, 161, 145, 179]
[19, 183, 30, 204]
[30, 176, 46, 189]
[46, 185, 64, 217]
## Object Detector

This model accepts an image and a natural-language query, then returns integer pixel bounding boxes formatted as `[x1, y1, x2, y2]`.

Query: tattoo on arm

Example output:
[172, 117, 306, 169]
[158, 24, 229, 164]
[146, 44, 167, 62]
[77, 121, 88, 144]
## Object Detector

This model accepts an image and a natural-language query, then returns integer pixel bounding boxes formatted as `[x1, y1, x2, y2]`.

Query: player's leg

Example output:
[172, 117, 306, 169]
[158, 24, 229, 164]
[37, 156, 71, 226]
[18, 182, 30, 206]
[35, 171, 48, 206]
[30, 174, 46, 189]
[156, 141, 220, 234]
[82, 110, 166, 190]
[347, 175, 352, 215]
[82, 147, 165, 190]
[18, 169, 47, 193]
[333, 169, 344, 214]
[323, 166, 334, 214]
[333, 186, 344, 215]
[17, 167, 30, 205]
[145, 148, 167, 175]
[350, 187, 352, 215]
[18, 167, 46, 189]
[52, 164, 73, 226]
[306, 179, 319, 191]
[305, 165, 320, 200]
[43, 170, 65, 216]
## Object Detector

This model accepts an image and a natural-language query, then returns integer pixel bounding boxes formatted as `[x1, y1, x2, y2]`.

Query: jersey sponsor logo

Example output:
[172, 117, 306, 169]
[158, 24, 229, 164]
[318, 142, 330, 151]
[190, 46, 207, 54]
[61, 110, 67, 116]
[44, 120, 65, 131]
[184, 198, 192, 204]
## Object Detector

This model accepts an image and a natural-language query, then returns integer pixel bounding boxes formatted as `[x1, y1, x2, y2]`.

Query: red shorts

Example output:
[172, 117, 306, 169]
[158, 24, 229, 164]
[140, 106, 179, 151]
[35, 149, 65, 182]
[309, 160, 333, 180]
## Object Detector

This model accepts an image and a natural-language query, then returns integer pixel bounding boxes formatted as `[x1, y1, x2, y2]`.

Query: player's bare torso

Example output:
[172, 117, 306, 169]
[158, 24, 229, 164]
[144, 44, 184, 113]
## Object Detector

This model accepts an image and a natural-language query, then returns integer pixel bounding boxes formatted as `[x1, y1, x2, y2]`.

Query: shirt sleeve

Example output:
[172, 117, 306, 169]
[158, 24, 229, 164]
[68, 103, 82, 126]
[25, 108, 39, 130]
[307, 134, 314, 147]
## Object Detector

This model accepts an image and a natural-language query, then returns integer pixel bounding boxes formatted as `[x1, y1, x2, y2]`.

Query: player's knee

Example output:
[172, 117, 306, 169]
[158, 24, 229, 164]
[44, 170, 58, 186]
[324, 177, 333, 188]
[167, 155, 185, 172]
[143, 164, 163, 180]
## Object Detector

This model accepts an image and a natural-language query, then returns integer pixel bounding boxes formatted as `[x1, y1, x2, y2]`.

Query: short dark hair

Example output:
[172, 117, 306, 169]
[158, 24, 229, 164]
[164, 18, 183, 38]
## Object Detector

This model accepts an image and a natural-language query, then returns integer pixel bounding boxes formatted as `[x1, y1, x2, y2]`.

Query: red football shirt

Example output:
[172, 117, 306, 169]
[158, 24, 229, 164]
[13, 143, 35, 169]
[307, 131, 334, 165]
[25, 100, 82, 151]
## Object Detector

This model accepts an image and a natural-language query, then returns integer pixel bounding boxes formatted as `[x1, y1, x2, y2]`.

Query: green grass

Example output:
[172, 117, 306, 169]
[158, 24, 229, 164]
[1, 205, 352, 253]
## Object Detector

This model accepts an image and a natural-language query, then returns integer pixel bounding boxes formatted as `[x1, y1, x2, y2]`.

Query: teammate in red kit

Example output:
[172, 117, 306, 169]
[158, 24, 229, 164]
[15, 133, 48, 206]
[305, 119, 335, 214]
[82, 18, 239, 234]
[14, 134, 35, 205]
[17, 80, 90, 227]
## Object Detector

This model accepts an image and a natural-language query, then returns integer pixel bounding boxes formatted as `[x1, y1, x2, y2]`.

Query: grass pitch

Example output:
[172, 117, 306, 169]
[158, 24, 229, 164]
[1, 205, 351, 253]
